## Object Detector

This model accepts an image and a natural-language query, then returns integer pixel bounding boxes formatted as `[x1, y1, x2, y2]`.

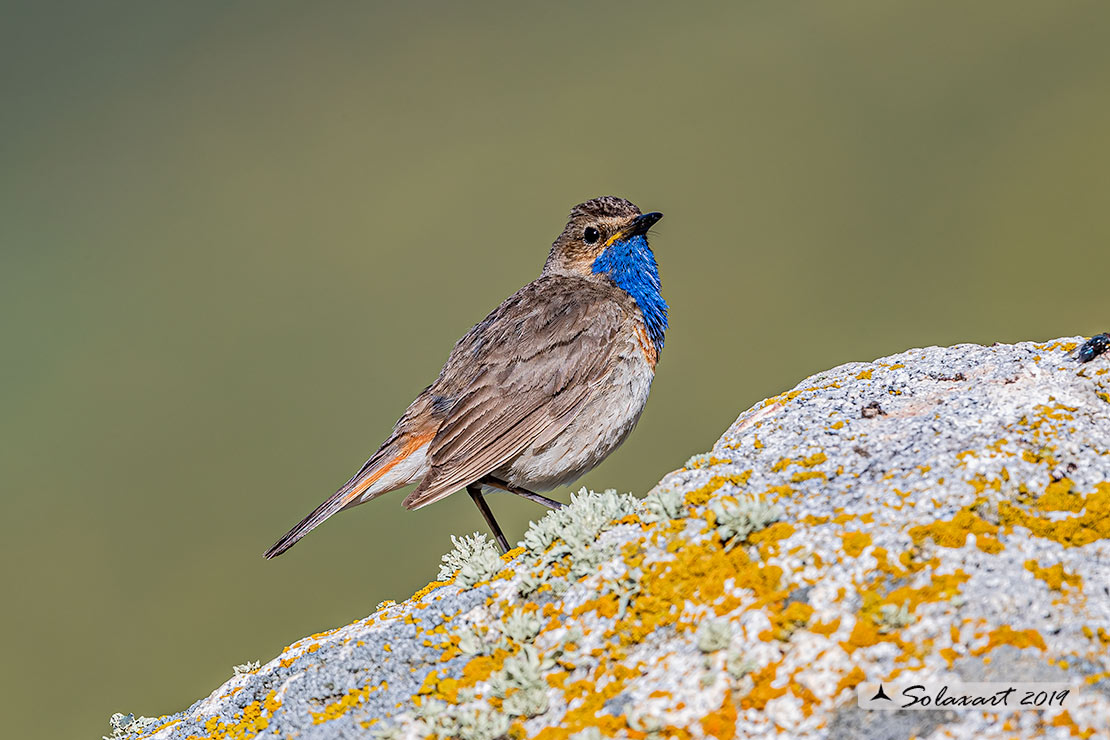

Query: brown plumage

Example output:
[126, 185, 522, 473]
[264, 197, 665, 558]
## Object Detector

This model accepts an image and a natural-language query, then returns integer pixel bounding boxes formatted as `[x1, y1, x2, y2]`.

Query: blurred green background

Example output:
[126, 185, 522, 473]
[2, 1, 1109, 737]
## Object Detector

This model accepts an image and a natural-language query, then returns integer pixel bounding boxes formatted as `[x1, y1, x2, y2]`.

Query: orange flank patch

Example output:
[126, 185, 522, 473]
[634, 323, 658, 369]
[343, 431, 435, 504]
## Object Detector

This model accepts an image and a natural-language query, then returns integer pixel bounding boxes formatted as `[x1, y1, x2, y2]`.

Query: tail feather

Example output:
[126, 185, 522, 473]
[263, 432, 433, 559]
[263, 483, 361, 559]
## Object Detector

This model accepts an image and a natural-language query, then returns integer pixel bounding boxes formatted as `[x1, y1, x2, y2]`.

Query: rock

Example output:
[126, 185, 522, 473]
[115, 338, 1110, 740]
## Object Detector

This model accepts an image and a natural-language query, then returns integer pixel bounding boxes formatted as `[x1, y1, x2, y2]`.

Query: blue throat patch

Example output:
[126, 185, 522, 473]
[592, 234, 668, 353]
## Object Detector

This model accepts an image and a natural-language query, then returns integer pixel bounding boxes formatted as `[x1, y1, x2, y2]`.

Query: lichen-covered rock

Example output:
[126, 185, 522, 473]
[113, 338, 1110, 740]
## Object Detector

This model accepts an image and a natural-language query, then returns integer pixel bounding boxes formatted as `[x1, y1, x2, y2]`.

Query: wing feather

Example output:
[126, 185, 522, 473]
[402, 277, 627, 510]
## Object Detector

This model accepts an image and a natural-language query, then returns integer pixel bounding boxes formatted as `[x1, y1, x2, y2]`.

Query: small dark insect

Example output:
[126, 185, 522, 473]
[1076, 333, 1110, 363]
[861, 401, 886, 419]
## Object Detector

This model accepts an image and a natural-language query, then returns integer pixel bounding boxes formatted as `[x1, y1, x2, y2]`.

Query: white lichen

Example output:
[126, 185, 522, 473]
[684, 452, 716, 469]
[456, 624, 492, 656]
[103, 713, 158, 740]
[876, 602, 914, 633]
[232, 660, 260, 675]
[709, 496, 783, 550]
[642, 486, 686, 523]
[522, 489, 643, 584]
[627, 706, 668, 735]
[696, 618, 732, 653]
[726, 648, 756, 680]
[377, 699, 511, 740]
[523, 489, 640, 553]
[369, 724, 406, 740]
[451, 707, 512, 740]
[496, 609, 542, 644]
[439, 533, 503, 587]
[487, 645, 550, 717]
[569, 728, 604, 740]
[516, 570, 547, 597]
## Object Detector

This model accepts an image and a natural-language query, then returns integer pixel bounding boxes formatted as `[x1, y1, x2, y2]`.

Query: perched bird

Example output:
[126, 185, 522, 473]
[264, 197, 666, 558]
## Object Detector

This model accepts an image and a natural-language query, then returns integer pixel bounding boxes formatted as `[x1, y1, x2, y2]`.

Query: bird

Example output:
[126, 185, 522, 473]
[264, 196, 667, 558]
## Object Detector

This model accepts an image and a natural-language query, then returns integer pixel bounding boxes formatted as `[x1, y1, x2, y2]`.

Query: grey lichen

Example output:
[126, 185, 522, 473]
[456, 624, 492, 656]
[709, 495, 783, 550]
[488, 646, 550, 718]
[516, 570, 547, 597]
[627, 707, 668, 736]
[438, 533, 503, 587]
[684, 452, 716, 469]
[450, 707, 512, 740]
[376, 699, 511, 740]
[522, 488, 640, 552]
[508, 488, 646, 601]
[641, 485, 686, 523]
[696, 618, 732, 653]
[496, 609, 542, 644]
[726, 649, 756, 680]
[568, 728, 604, 740]
[875, 602, 914, 633]
[103, 713, 158, 740]
[232, 660, 260, 675]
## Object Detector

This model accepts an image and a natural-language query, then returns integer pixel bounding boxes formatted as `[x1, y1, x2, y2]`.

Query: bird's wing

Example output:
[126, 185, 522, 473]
[402, 277, 628, 510]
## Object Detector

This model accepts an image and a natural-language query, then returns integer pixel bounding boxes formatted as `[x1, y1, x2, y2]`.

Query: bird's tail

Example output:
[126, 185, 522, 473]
[263, 431, 433, 559]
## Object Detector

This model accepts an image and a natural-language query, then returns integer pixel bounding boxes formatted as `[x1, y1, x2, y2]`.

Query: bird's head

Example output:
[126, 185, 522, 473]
[544, 196, 668, 352]
[543, 196, 663, 280]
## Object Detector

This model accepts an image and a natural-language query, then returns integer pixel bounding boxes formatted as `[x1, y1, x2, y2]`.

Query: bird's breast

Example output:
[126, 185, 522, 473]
[492, 326, 656, 492]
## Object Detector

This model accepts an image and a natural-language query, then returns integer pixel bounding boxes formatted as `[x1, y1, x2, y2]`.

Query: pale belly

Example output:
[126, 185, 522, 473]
[491, 353, 656, 492]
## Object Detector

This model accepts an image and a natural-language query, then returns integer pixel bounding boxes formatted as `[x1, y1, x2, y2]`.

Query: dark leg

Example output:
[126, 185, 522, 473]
[467, 483, 510, 553]
[481, 476, 565, 510]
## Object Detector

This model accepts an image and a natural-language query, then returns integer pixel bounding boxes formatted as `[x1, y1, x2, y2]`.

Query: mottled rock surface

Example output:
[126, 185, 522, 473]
[114, 338, 1110, 740]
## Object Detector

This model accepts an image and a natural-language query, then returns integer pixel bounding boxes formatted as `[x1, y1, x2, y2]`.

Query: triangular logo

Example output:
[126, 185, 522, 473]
[870, 684, 892, 701]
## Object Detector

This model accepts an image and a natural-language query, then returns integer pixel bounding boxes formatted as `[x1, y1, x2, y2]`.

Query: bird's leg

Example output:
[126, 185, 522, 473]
[467, 483, 510, 553]
[481, 476, 565, 510]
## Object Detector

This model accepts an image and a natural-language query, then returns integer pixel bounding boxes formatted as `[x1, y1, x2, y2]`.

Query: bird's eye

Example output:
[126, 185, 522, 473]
[583, 226, 600, 244]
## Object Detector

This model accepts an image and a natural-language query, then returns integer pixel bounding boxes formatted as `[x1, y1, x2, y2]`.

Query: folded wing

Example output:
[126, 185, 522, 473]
[403, 277, 625, 510]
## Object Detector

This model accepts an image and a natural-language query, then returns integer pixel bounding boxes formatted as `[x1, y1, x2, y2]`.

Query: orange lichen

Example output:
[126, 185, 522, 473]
[973, 626, 1047, 655]
[1049, 709, 1097, 739]
[841, 617, 897, 653]
[700, 691, 738, 739]
[684, 471, 753, 507]
[186, 691, 281, 740]
[311, 682, 386, 724]
[1024, 560, 1083, 591]
[834, 666, 866, 695]
[409, 579, 453, 602]
[760, 601, 813, 641]
[999, 482, 1110, 547]
[808, 617, 841, 636]
[749, 522, 795, 558]
[1038, 479, 1086, 512]
[841, 531, 872, 557]
[908, 505, 1000, 550]
[741, 662, 789, 709]
[771, 452, 828, 473]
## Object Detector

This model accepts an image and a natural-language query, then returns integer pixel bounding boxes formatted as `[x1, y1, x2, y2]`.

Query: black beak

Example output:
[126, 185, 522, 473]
[627, 211, 663, 237]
